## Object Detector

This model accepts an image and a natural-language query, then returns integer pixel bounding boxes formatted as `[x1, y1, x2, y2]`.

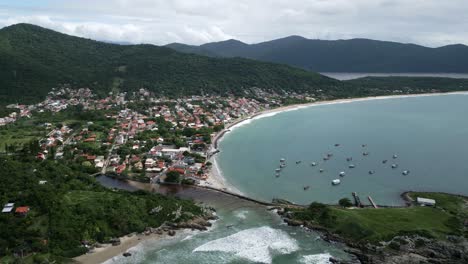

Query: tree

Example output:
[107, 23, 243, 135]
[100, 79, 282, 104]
[165, 171, 181, 183]
[338, 198, 353, 208]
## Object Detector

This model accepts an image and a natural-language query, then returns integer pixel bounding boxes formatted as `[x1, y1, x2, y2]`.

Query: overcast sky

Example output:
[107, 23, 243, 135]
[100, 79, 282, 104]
[0, 0, 467, 47]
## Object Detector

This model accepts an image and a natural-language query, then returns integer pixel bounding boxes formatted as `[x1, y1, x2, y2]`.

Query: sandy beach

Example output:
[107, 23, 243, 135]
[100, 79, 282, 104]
[74, 233, 164, 264]
[202, 91, 468, 193]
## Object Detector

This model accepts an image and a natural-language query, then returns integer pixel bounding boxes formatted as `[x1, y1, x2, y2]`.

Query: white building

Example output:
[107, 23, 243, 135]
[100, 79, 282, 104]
[416, 197, 436, 206]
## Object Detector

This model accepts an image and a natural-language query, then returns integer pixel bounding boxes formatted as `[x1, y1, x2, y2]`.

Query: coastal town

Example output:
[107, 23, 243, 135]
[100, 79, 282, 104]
[0, 87, 315, 187]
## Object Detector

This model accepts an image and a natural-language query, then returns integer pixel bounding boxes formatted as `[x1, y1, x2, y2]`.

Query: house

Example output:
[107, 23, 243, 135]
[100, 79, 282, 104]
[145, 158, 156, 168]
[37, 152, 46, 160]
[416, 197, 436, 206]
[15, 206, 30, 216]
[116, 164, 126, 174]
[2, 203, 14, 213]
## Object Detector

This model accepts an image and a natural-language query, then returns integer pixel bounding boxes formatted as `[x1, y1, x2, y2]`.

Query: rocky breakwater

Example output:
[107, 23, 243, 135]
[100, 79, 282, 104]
[143, 207, 218, 237]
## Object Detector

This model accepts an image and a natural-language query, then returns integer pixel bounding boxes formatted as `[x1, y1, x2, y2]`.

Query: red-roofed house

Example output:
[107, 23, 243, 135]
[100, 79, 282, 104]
[116, 164, 126, 174]
[15, 206, 30, 216]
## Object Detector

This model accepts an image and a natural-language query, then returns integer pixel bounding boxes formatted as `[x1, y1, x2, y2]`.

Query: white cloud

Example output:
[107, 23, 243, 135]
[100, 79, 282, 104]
[0, 0, 468, 46]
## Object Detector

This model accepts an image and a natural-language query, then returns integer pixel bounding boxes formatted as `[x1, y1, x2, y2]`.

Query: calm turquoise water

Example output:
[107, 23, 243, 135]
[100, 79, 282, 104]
[217, 94, 468, 206]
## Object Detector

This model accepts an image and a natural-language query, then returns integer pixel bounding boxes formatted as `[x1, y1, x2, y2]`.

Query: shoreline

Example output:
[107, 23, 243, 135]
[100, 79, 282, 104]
[203, 91, 468, 195]
[74, 232, 164, 264]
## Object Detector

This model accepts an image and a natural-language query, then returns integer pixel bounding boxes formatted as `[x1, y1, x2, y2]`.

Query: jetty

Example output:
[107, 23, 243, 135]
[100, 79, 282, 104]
[368, 196, 379, 208]
[194, 185, 305, 208]
[352, 192, 363, 207]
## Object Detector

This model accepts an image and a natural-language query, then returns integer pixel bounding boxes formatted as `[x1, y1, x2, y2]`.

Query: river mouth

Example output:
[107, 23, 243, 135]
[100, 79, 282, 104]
[97, 176, 355, 264]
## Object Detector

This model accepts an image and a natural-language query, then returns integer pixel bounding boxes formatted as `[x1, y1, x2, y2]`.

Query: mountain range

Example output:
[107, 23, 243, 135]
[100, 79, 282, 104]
[1, 23, 468, 107]
[166, 36, 468, 73]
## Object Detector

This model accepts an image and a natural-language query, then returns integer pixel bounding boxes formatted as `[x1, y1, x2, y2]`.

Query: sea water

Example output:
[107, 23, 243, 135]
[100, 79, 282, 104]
[101, 185, 352, 264]
[216, 93, 468, 206]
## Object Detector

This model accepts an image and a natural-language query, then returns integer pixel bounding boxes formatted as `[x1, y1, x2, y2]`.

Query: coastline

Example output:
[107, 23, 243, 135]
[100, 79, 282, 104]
[74, 232, 163, 264]
[203, 91, 468, 195]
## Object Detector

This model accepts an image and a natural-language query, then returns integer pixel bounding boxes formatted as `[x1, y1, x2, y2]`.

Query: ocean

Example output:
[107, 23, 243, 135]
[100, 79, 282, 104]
[98, 181, 352, 264]
[216, 93, 468, 206]
[320, 72, 468, 80]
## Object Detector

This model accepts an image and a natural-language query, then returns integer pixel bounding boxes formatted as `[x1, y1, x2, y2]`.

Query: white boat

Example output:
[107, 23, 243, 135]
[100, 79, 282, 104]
[393, 154, 398, 159]
[332, 179, 341, 185]
[339, 171, 346, 177]
[391, 164, 398, 169]
[402, 170, 410, 175]
[280, 158, 286, 162]
[275, 168, 281, 172]
[280, 163, 286, 168]
[311, 162, 317, 166]
[349, 164, 355, 168]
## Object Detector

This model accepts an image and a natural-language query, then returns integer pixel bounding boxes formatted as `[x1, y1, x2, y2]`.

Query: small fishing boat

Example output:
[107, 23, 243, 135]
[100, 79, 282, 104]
[303, 186, 310, 190]
[391, 164, 398, 169]
[296, 161, 302, 164]
[319, 169, 324, 173]
[327, 153, 333, 157]
[382, 160, 388, 164]
[280, 158, 286, 162]
[346, 157, 353, 162]
[339, 171, 346, 177]
[334, 143, 340, 147]
[363, 152, 369, 156]
[393, 154, 398, 159]
[369, 170, 375, 175]
[311, 162, 317, 166]
[332, 179, 341, 185]
[362, 144, 367, 147]
[323, 157, 329, 161]
[275, 173, 280, 178]
[349, 164, 355, 169]
[275, 168, 281, 172]
[280, 163, 286, 168]
[402, 170, 410, 175]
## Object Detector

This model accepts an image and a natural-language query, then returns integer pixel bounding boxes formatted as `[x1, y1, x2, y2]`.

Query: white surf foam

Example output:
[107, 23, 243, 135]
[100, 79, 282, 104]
[234, 210, 249, 219]
[299, 253, 333, 264]
[193, 226, 299, 264]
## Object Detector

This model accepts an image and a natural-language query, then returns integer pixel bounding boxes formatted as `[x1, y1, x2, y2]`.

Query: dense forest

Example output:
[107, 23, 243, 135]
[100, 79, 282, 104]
[0, 23, 338, 105]
[166, 36, 468, 73]
[0, 155, 203, 261]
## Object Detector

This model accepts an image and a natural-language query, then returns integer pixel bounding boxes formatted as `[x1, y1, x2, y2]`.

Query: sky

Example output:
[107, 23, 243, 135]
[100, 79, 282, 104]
[0, 0, 467, 47]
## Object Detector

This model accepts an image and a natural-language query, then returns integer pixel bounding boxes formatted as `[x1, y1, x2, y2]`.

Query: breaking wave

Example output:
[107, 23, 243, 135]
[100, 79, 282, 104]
[299, 253, 333, 264]
[193, 226, 299, 263]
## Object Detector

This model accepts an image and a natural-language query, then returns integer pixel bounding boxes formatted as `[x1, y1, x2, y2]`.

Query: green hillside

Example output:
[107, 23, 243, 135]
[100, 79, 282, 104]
[0, 24, 338, 105]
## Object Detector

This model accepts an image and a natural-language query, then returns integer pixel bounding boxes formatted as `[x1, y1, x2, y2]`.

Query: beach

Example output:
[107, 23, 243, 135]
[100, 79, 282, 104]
[74, 233, 163, 264]
[202, 91, 468, 195]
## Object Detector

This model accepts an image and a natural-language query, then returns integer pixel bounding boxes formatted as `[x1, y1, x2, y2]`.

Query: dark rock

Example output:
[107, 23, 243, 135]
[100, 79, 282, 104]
[284, 218, 303, 226]
[168, 230, 176, 236]
[123, 252, 131, 257]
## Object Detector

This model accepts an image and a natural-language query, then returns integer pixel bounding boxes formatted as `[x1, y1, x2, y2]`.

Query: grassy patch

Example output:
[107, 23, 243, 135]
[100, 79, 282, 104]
[0, 123, 46, 151]
[330, 206, 454, 242]
[292, 192, 467, 243]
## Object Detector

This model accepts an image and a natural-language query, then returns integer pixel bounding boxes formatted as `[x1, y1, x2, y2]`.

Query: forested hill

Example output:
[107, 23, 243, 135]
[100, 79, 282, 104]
[0, 24, 338, 105]
[166, 36, 468, 73]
